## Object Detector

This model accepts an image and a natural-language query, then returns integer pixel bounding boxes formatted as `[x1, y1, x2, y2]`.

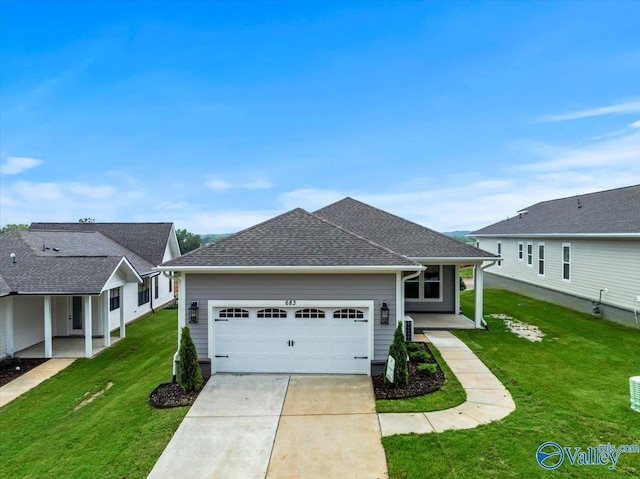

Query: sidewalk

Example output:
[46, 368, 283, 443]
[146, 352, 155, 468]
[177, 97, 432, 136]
[0, 359, 75, 408]
[378, 331, 515, 436]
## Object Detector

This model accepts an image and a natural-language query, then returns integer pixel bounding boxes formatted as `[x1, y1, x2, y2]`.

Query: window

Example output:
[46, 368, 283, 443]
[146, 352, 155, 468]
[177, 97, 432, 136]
[154, 277, 159, 299]
[527, 243, 533, 267]
[295, 308, 325, 318]
[333, 309, 364, 319]
[518, 242, 523, 261]
[405, 266, 442, 301]
[138, 278, 150, 306]
[497, 242, 502, 267]
[562, 243, 571, 281]
[219, 308, 249, 318]
[257, 308, 287, 318]
[109, 288, 120, 311]
[538, 243, 545, 276]
[169, 278, 173, 293]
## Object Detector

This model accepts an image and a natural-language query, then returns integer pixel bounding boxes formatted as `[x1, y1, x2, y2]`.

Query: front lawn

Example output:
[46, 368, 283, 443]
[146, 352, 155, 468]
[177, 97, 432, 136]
[383, 289, 640, 478]
[0, 309, 185, 479]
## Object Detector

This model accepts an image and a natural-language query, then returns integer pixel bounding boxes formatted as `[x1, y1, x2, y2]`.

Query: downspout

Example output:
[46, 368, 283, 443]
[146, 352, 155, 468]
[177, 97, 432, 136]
[401, 269, 423, 328]
[475, 261, 497, 329]
[162, 271, 182, 382]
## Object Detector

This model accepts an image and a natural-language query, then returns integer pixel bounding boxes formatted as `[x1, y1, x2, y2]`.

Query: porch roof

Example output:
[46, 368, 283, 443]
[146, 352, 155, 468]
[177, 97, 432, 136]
[0, 230, 143, 296]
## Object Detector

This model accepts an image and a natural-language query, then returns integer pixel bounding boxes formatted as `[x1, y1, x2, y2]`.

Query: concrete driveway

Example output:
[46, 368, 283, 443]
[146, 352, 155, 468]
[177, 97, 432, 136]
[147, 374, 388, 479]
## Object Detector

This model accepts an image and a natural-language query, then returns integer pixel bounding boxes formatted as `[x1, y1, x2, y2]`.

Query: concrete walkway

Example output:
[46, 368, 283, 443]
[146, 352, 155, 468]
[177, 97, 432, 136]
[0, 358, 76, 408]
[148, 374, 388, 479]
[378, 331, 515, 436]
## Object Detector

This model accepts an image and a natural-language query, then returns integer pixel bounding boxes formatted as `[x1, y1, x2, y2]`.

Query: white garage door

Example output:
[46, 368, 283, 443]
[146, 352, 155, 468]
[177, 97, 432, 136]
[210, 301, 372, 374]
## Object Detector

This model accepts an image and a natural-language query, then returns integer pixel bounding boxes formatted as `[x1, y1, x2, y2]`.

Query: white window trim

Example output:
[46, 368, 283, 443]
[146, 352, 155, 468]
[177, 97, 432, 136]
[518, 242, 523, 261]
[538, 242, 545, 277]
[562, 242, 571, 282]
[526, 242, 533, 267]
[405, 265, 443, 302]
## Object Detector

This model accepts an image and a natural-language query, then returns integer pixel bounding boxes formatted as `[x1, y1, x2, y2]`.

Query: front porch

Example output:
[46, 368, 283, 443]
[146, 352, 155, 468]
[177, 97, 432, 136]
[16, 336, 123, 359]
[407, 313, 476, 330]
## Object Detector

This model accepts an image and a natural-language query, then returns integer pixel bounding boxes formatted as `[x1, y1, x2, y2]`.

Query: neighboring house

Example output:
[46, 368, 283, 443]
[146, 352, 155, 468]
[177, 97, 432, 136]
[0, 223, 180, 358]
[472, 185, 640, 326]
[158, 198, 497, 376]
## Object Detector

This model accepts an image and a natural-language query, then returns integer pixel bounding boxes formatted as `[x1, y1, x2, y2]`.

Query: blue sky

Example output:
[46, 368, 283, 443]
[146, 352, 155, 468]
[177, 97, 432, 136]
[1, 1, 639, 233]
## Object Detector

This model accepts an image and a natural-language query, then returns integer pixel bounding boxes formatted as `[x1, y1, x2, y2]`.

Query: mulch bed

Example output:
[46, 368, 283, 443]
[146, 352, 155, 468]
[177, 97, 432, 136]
[149, 378, 209, 408]
[372, 342, 445, 400]
[0, 357, 49, 388]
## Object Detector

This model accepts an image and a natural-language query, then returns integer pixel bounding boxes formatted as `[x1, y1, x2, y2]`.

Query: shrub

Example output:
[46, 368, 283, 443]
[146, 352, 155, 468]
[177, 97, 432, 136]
[178, 326, 203, 392]
[410, 350, 432, 363]
[385, 323, 409, 387]
[418, 363, 438, 375]
[406, 342, 423, 352]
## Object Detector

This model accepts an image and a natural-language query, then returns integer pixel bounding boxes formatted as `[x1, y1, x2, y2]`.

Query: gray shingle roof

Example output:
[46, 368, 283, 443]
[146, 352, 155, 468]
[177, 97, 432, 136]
[29, 222, 173, 265]
[472, 185, 640, 236]
[314, 197, 496, 259]
[0, 230, 142, 296]
[161, 208, 420, 268]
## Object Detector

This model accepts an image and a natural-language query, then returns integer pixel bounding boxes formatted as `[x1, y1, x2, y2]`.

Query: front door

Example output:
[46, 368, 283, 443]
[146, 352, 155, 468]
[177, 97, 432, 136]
[71, 296, 83, 334]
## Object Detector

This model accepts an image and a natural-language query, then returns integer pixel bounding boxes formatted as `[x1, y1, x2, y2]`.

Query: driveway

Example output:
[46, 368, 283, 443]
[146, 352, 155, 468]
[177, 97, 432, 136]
[147, 374, 388, 479]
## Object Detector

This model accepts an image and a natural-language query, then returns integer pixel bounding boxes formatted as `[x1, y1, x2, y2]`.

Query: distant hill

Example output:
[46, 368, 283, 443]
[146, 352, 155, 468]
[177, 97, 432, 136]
[199, 233, 230, 245]
[443, 230, 474, 244]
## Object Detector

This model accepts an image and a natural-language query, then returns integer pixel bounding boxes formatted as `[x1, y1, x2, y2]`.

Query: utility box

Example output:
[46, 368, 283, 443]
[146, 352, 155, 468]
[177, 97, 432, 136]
[631, 376, 640, 413]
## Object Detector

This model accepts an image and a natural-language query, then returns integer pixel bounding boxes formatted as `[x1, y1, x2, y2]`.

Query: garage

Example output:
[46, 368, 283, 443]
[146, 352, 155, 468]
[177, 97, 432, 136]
[208, 300, 373, 374]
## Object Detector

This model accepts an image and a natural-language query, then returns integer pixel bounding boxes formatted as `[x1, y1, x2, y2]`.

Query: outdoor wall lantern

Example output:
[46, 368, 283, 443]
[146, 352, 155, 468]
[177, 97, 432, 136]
[380, 301, 390, 325]
[189, 301, 199, 323]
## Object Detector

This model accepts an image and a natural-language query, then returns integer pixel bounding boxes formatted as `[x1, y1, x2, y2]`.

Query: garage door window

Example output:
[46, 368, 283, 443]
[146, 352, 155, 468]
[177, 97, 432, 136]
[257, 308, 288, 318]
[295, 308, 325, 318]
[333, 308, 364, 319]
[219, 308, 249, 318]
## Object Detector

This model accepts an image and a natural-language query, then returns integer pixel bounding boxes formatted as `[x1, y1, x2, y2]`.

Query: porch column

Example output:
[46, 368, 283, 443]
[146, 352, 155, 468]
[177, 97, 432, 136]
[44, 296, 53, 358]
[119, 287, 126, 338]
[6, 296, 14, 355]
[474, 265, 484, 328]
[454, 264, 461, 315]
[84, 296, 93, 358]
[103, 292, 111, 347]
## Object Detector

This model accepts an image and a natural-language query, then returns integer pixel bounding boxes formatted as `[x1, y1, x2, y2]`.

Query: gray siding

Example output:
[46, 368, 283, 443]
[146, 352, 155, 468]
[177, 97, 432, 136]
[184, 273, 397, 362]
[405, 265, 456, 313]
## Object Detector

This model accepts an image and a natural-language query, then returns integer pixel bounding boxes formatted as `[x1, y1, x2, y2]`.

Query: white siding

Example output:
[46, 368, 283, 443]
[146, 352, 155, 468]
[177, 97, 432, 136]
[12, 296, 45, 352]
[0, 297, 8, 357]
[482, 238, 640, 312]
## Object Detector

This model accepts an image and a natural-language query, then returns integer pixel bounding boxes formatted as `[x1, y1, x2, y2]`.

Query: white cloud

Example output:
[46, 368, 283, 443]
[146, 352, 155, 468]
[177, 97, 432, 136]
[278, 188, 344, 211]
[629, 120, 640, 129]
[516, 130, 640, 172]
[539, 99, 640, 123]
[0, 157, 43, 175]
[205, 176, 273, 191]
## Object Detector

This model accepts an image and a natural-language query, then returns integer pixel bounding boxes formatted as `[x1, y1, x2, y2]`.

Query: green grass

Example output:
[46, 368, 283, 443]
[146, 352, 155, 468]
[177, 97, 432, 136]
[383, 289, 640, 478]
[459, 266, 474, 278]
[0, 309, 186, 479]
[376, 341, 466, 413]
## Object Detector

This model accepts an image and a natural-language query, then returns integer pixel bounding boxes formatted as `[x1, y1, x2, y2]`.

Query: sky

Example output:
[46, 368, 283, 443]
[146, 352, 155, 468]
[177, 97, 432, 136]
[1, 1, 639, 234]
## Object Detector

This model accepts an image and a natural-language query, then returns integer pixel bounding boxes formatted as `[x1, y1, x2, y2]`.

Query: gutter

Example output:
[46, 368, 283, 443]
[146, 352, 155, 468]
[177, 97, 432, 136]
[476, 260, 498, 329]
[400, 269, 423, 327]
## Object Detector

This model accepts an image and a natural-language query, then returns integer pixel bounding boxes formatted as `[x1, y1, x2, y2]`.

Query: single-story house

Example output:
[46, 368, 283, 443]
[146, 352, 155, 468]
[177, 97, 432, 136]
[158, 198, 497, 376]
[472, 184, 640, 326]
[0, 223, 180, 358]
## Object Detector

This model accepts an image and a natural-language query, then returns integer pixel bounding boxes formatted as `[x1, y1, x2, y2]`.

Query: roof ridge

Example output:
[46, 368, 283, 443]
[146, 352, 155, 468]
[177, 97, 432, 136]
[316, 197, 465, 252]
[308, 210, 422, 265]
[525, 184, 640, 209]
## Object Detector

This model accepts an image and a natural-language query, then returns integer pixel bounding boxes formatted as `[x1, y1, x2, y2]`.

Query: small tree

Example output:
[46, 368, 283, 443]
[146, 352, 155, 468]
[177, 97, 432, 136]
[178, 326, 203, 392]
[176, 228, 202, 254]
[385, 323, 409, 387]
